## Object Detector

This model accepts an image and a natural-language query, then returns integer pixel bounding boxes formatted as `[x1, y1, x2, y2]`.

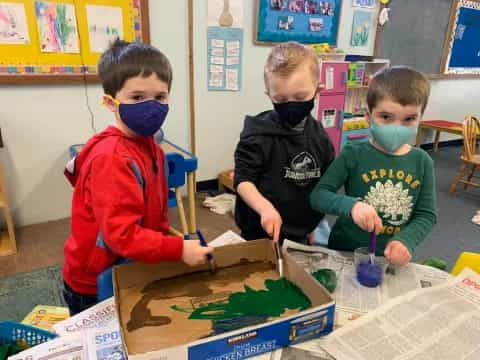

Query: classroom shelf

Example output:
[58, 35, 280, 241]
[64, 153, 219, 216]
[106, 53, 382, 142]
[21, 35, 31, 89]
[0, 160, 16, 256]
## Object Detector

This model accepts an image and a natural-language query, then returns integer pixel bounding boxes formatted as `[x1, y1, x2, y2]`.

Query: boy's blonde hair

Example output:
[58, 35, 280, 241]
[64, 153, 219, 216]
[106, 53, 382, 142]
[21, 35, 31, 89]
[264, 41, 319, 89]
[367, 66, 431, 114]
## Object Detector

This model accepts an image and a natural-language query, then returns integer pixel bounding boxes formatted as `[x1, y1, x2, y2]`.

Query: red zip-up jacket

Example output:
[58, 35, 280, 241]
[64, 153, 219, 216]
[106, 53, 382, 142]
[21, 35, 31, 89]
[63, 126, 183, 295]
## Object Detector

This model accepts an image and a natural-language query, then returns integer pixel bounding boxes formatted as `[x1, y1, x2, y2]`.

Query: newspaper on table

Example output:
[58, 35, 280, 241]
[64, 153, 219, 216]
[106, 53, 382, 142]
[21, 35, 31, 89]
[86, 325, 126, 360]
[8, 335, 87, 360]
[282, 240, 450, 328]
[252, 346, 334, 360]
[53, 297, 118, 336]
[208, 230, 246, 247]
[46, 297, 126, 359]
[320, 268, 480, 360]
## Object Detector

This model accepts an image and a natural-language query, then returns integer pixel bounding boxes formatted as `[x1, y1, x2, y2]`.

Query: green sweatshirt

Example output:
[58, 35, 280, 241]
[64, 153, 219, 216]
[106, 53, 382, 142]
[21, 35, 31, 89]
[310, 142, 437, 255]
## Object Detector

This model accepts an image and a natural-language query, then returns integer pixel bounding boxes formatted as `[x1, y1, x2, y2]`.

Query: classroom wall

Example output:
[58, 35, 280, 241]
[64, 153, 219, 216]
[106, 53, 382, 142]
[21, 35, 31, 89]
[422, 79, 480, 142]
[0, 1, 190, 227]
[0, 1, 478, 226]
[194, 0, 380, 181]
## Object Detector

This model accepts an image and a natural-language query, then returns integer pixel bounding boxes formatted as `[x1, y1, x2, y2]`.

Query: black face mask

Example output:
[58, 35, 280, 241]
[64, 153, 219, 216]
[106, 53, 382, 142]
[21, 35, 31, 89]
[273, 97, 315, 128]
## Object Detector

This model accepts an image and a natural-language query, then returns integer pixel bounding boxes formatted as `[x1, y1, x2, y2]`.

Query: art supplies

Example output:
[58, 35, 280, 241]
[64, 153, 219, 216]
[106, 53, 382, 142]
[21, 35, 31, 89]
[274, 241, 284, 277]
[113, 240, 335, 359]
[354, 247, 385, 288]
[196, 229, 217, 273]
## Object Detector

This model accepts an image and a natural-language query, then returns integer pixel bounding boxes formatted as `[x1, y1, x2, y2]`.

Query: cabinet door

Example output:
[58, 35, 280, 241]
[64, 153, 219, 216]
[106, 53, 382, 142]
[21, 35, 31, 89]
[320, 62, 348, 95]
[317, 94, 346, 154]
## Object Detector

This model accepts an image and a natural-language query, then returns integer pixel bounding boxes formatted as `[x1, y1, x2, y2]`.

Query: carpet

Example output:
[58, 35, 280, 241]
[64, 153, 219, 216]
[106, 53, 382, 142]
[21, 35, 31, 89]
[0, 265, 65, 321]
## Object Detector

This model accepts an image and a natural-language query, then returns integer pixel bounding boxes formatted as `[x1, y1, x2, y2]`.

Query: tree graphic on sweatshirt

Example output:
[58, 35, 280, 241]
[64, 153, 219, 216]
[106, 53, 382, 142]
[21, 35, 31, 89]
[364, 180, 413, 226]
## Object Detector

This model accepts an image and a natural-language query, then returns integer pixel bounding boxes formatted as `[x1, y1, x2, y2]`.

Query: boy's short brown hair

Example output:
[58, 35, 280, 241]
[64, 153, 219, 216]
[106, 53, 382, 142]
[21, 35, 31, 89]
[367, 66, 431, 114]
[264, 41, 319, 89]
[98, 39, 173, 97]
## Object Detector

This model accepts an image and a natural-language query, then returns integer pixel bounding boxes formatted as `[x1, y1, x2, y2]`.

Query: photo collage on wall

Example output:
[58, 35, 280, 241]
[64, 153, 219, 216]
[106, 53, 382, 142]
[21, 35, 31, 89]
[270, 0, 336, 33]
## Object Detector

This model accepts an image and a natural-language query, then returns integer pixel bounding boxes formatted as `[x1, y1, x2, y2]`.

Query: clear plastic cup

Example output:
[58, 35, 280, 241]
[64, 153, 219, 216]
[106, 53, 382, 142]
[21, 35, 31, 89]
[354, 247, 388, 288]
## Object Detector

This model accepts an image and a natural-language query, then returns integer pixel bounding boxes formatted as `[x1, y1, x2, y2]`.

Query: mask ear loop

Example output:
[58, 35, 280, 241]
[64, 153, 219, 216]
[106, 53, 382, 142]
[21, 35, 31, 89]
[101, 94, 120, 106]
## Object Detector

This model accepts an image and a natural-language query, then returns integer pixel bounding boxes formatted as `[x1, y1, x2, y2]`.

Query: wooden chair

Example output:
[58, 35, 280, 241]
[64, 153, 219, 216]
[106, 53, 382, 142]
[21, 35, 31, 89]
[449, 116, 480, 195]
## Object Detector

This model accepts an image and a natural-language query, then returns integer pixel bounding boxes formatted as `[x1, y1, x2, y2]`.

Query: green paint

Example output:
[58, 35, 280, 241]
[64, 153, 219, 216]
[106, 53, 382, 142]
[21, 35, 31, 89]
[170, 305, 194, 313]
[421, 258, 448, 271]
[56, 4, 74, 47]
[0, 341, 28, 360]
[171, 278, 311, 321]
[311, 269, 337, 293]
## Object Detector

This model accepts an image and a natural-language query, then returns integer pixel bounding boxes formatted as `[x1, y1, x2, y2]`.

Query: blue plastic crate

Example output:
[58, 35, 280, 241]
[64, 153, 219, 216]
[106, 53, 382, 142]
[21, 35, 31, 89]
[0, 321, 57, 348]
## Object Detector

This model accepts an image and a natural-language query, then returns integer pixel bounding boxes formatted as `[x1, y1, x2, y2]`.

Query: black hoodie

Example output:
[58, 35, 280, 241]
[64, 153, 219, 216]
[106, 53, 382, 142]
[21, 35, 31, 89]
[234, 110, 335, 243]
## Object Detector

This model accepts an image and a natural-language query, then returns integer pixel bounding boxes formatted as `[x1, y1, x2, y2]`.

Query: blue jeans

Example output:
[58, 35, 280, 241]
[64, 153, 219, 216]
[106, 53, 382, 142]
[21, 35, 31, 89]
[63, 282, 98, 316]
[311, 218, 331, 246]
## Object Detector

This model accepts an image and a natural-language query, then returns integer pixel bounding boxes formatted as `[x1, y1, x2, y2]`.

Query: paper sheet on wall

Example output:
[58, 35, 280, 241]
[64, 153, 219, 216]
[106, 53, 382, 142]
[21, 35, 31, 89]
[35, 1, 79, 53]
[351, 10, 373, 47]
[352, 0, 376, 8]
[86, 5, 123, 53]
[208, 0, 244, 28]
[207, 26, 243, 91]
[0, 2, 30, 44]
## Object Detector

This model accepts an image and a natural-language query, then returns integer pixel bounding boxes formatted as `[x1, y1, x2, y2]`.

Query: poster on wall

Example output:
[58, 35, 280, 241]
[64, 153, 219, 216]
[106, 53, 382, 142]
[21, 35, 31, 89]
[207, 0, 244, 91]
[444, 0, 480, 74]
[0, 2, 30, 44]
[352, 0, 375, 8]
[207, 26, 243, 91]
[350, 10, 372, 46]
[255, 0, 342, 45]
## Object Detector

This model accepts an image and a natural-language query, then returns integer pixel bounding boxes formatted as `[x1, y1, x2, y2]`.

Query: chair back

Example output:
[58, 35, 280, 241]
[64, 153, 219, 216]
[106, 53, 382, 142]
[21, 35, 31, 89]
[462, 116, 480, 161]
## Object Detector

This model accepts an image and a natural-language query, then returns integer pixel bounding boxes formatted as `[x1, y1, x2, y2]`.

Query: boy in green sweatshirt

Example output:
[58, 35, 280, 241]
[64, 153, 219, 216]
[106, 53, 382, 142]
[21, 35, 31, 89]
[310, 66, 437, 265]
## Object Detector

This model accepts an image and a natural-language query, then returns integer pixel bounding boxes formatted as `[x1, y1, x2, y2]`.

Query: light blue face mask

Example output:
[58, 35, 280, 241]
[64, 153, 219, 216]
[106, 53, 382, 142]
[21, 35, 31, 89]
[370, 121, 417, 153]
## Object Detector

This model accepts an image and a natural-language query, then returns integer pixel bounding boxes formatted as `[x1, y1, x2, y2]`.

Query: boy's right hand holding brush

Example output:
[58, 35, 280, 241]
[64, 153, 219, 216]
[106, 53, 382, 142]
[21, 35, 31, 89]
[182, 239, 213, 267]
[351, 202, 411, 266]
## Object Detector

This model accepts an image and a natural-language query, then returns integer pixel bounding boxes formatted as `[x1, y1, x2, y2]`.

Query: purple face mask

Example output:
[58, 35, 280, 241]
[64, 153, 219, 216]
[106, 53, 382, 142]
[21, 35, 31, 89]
[118, 100, 169, 137]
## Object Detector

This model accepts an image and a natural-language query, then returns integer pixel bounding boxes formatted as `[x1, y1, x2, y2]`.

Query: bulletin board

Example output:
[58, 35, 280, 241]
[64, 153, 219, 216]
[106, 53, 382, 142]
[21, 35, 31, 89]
[374, 0, 451, 77]
[0, 0, 149, 84]
[254, 0, 342, 46]
[375, 0, 480, 79]
[440, 0, 480, 75]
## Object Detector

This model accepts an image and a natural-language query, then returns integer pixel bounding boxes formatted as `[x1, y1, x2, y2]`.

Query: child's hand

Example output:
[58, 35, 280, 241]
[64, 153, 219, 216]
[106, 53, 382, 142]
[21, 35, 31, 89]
[384, 241, 411, 265]
[260, 204, 283, 242]
[181, 240, 213, 266]
[351, 202, 383, 234]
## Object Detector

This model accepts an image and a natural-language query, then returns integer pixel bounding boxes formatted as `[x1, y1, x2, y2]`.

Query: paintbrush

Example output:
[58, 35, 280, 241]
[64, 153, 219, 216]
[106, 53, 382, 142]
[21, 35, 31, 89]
[274, 241, 284, 277]
[196, 230, 216, 273]
[368, 232, 377, 265]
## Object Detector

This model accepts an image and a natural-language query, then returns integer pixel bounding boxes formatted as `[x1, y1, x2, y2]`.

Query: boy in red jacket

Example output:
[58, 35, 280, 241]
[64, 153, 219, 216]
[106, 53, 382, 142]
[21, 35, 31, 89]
[63, 39, 212, 315]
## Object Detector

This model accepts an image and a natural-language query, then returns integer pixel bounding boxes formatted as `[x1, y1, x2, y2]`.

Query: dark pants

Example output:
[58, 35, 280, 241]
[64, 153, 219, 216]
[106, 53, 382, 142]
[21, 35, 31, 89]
[63, 282, 98, 316]
[241, 232, 308, 246]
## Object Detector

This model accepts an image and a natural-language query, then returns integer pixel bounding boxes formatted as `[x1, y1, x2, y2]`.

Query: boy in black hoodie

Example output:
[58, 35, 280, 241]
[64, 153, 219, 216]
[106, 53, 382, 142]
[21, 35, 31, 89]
[234, 42, 335, 244]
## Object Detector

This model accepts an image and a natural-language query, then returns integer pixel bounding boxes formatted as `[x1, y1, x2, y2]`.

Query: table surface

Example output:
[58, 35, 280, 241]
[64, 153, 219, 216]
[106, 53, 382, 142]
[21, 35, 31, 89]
[419, 120, 463, 131]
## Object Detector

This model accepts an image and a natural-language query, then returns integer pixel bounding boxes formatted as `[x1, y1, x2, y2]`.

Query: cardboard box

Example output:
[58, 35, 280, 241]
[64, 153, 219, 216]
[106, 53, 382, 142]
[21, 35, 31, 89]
[113, 240, 335, 359]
